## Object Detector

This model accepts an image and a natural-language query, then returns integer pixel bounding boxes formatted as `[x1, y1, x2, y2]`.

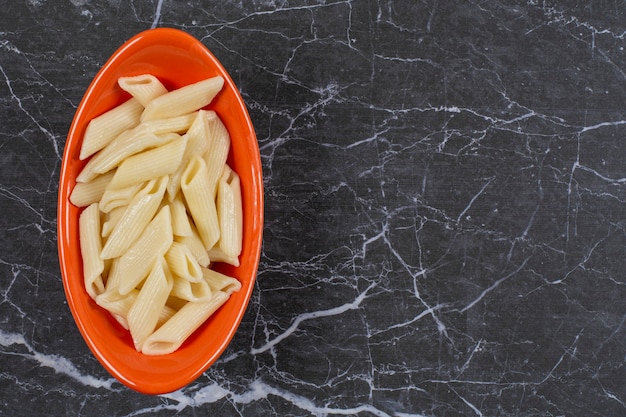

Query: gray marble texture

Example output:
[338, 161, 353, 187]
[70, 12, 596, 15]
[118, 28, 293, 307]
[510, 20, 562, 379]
[1, 0, 625, 416]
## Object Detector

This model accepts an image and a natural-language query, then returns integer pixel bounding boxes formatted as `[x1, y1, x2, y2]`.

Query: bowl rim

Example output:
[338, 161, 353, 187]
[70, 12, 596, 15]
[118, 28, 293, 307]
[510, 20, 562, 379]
[57, 27, 264, 394]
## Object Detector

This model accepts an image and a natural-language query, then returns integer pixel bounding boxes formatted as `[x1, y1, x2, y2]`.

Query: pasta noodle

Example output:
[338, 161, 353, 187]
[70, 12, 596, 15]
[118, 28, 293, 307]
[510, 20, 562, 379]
[118, 74, 168, 107]
[171, 275, 212, 302]
[116, 205, 174, 295]
[201, 267, 241, 295]
[96, 288, 138, 323]
[175, 224, 210, 268]
[202, 111, 230, 192]
[216, 165, 243, 259]
[79, 203, 104, 298]
[127, 258, 174, 351]
[108, 135, 187, 189]
[141, 76, 224, 122]
[70, 171, 115, 207]
[142, 291, 229, 355]
[165, 111, 211, 199]
[99, 181, 144, 214]
[141, 113, 196, 135]
[101, 205, 125, 238]
[100, 176, 168, 259]
[165, 241, 203, 283]
[71, 74, 245, 354]
[80, 128, 178, 181]
[180, 155, 220, 251]
[168, 192, 193, 237]
[207, 246, 240, 267]
[80, 98, 143, 160]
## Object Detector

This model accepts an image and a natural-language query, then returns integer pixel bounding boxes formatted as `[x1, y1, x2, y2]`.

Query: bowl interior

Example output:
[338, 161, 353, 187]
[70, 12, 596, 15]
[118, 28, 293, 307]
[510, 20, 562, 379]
[58, 28, 263, 394]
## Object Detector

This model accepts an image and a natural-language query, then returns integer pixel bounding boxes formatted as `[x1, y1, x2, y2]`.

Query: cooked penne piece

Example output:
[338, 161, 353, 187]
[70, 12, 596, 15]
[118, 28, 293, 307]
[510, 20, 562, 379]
[141, 113, 196, 136]
[115, 205, 174, 295]
[216, 165, 243, 259]
[141, 291, 229, 355]
[174, 224, 211, 268]
[118, 74, 168, 107]
[82, 128, 179, 180]
[101, 176, 168, 259]
[108, 135, 187, 189]
[201, 267, 241, 295]
[127, 258, 174, 351]
[99, 181, 143, 213]
[101, 205, 126, 238]
[207, 246, 240, 267]
[165, 241, 203, 282]
[95, 288, 138, 324]
[80, 98, 143, 160]
[96, 285, 174, 330]
[165, 111, 211, 199]
[202, 111, 231, 192]
[187, 110, 217, 143]
[79, 203, 105, 299]
[168, 192, 193, 237]
[70, 171, 115, 207]
[141, 76, 224, 122]
[109, 137, 187, 188]
[171, 274, 212, 302]
[180, 155, 220, 251]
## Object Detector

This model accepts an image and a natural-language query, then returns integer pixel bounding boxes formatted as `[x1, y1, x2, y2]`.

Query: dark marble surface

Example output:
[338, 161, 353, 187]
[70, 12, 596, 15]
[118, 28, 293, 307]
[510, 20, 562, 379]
[1, 1, 625, 415]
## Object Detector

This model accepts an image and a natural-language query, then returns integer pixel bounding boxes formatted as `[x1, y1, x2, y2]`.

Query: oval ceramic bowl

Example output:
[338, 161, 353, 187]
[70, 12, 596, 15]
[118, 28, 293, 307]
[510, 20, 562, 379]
[57, 28, 263, 394]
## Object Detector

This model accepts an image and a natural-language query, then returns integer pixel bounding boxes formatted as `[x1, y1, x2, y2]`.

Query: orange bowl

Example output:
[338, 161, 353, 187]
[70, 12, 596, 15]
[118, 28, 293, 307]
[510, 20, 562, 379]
[57, 28, 263, 394]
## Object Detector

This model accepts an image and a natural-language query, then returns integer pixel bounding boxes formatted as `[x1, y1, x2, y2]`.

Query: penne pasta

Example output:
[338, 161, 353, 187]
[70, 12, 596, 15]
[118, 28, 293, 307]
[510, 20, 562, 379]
[201, 267, 241, 295]
[95, 288, 138, 324]
[101, 205, 126, 238]
[168, 192, 193, 237]
[118, 74, 168, 107]
[186, 110, 217, 144]
[141, 76, 224, 122]
[73, 74, 246, 356]
[141, 291, 229, 355]
[127, 258, 174, 351]
[171, 274, 212, 302]
[79, 203, 105, 299]
[141, 113, 196, 136]
[201, 111, 231, 192]
[207, 246, 240, 267]
[95, 286, 174, 330]
[100, 176, 168, 259]
[99, 181, 144, 213]
[165, 111, 211, 199]
[165, 241, 203, 283]
[70, 171, 115, 207]
[108, 135, 187, 189]
[174, 225, 211, 268]
[180, 155, 220, 251]
[116, 205, 174, 295]
[216, 165, 243, 259]
[82, 128, 179, 180]
[80, 98, 143, 160]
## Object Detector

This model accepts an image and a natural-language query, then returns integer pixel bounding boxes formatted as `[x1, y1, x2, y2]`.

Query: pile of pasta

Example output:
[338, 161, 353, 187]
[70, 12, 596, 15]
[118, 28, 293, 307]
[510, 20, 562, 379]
[70, 74, 243, 355]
